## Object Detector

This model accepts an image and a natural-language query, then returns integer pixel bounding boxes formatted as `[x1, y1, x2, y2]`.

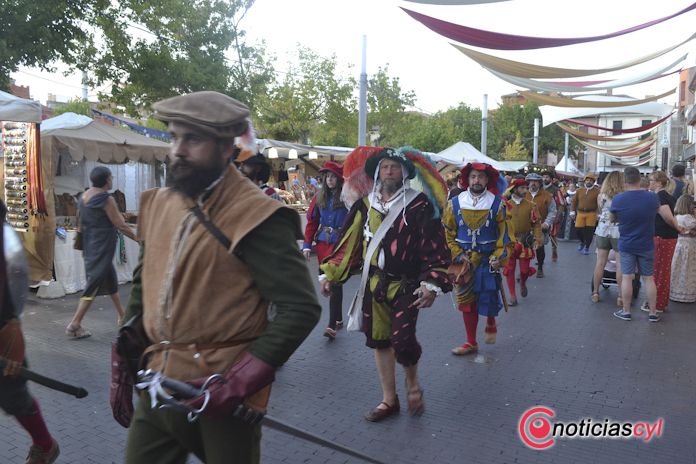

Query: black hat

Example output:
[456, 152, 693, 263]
[364, 148, 416, 180]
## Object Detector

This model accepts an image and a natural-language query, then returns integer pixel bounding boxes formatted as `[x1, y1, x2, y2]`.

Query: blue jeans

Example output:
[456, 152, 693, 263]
[619, 250, 654, 276]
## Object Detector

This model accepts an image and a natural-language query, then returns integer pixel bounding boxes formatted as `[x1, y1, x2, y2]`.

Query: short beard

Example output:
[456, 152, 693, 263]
[469, 183, 485, 194]
[167, 156, 227, 198]
[381, 178, 403, 195]
[529, 186, 539, 193]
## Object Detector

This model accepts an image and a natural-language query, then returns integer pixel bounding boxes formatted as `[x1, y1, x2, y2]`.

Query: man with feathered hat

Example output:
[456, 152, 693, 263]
[502, 178, 543, 305]
[443, 163, 511, 356]
[524, 172, 556, 278]
[320, 147, 451, 422]
[303, 161, 349, 340]
[570, 172, 600, 254]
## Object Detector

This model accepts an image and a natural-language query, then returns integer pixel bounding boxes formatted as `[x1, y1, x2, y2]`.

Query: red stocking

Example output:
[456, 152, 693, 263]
[504, 256, 517, 299]
[15, 399, 54, 452]
[519, 258, 535, 283]
[461, 309, 479, 345]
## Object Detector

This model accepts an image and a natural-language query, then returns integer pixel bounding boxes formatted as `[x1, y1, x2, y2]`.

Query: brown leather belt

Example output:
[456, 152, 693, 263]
[142, 338, 257, 374]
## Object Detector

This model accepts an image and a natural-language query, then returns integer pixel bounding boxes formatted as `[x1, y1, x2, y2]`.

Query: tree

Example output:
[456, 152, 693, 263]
[488, 101, 564, 159]
[0, 0, 104, 90]
[52, 98, 92, 117]
[500, 131, 530, 161]
[255, 47, 357, 145]
[366, 66, 416, 146]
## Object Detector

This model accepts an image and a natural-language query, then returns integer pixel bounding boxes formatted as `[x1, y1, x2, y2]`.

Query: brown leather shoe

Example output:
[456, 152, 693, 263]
[365, 397, 400, 422]
[26, 439, 59, 464]
[520, 283, 528, 298]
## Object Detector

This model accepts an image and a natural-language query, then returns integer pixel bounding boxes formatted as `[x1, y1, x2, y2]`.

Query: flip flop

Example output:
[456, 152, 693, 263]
[66, 326, 92, 340]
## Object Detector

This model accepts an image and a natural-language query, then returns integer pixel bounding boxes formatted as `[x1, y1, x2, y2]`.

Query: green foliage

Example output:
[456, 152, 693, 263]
[488, 101, 564, 159]
[501, 131, 530, 160]
[366, 66, 416, 146]
[138, 117, 168, 131]
[408, 103, 482, 153]
[256, 46, 357, 145]
[0, 0, 104, 90]
[52, 98, 93, 117]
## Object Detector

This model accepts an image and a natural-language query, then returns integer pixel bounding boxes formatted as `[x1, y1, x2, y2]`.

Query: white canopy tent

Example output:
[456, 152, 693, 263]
[555, 155, 584, 177]
[258, 139, 353, 161]
[0, 90, 42, 123]
[431, 141, 505, 170]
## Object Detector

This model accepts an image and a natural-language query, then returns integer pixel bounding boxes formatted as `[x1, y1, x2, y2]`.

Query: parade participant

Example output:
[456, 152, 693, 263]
[570, 173, 600, 255]
[1, 200, 60, 464]
[542, 171, 565, 262]
[524, 173, 555, 278]
[320, 147, 451, 422]
[502, 179, 541, 306]
[669, 194, 696, 303]
[239, 152, 282, 200]
[444, 163, 511, 355]
[302, 161, 349, 340]
[121, 91, 321, 463]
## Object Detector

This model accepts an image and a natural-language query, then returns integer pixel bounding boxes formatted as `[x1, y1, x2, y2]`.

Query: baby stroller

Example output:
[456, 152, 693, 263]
[591, 249, 641, 298]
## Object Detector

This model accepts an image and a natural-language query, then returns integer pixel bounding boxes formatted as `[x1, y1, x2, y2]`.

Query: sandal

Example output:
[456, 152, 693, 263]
[323, 327, 336, 340]
[591, 293, 600, 303]
[66, 325, 91, 340]
[365, 397, 400, 422]
[406, 386, 425, 416]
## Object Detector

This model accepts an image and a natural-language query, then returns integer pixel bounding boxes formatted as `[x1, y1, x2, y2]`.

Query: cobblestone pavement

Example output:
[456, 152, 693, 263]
[2, 240, 696, 464]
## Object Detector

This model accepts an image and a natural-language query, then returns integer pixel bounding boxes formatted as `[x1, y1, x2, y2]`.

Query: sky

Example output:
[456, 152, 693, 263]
[12, 0, 696, 114]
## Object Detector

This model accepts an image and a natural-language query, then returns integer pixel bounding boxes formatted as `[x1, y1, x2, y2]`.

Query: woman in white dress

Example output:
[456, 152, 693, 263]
[669, 194, 696, 303]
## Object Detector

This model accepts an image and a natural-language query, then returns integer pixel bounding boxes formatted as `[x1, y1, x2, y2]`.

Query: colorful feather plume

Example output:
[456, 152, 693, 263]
[340, 146, 384, 207]
[398, 146, 448, 217]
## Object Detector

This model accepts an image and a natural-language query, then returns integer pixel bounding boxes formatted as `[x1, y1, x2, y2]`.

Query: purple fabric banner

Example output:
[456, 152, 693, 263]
[402, 3, 696, 50]
[565, 113, 673, 133]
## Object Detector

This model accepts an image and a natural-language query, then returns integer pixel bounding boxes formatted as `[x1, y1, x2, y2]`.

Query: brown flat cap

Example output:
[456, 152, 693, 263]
[153, 91, 250, 139]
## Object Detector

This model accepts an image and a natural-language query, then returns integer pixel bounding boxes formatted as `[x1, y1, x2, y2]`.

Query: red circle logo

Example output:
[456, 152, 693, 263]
[519, 406, 556, 449]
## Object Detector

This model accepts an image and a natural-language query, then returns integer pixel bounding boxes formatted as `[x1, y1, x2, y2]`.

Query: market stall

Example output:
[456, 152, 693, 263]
[0, 91, 49, 282]
[36, 112, 170, 295]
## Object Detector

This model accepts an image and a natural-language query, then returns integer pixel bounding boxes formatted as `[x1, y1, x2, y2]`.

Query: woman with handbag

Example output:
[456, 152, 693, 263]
[66, 167, 137, 339]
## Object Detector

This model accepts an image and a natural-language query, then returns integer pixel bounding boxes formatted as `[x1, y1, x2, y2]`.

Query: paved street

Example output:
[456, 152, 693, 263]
[2, 240, 696, 464]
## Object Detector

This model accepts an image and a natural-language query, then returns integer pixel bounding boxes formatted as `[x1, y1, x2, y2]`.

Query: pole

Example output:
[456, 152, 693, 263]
[564, 132, 569, 172]
[533, 118, 539, 164]
[81, 70, 88, 102]
[358, 35, 367, 146]
[481, 94, 488, 156]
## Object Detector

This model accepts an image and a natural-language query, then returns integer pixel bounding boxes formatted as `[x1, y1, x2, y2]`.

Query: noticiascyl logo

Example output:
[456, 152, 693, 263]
[519, 406, 556, 449]
[518, 406, 665, 450]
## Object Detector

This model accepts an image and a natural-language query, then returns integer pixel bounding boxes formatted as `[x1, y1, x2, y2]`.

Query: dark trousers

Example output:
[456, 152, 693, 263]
[576, 227, 596, 249]
[125, 393, 261, 464]
[328, 283, 343, 329]
[536, 245, 546, 268]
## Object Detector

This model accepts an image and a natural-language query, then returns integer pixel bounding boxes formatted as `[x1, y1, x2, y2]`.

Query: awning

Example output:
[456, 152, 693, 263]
[497, 161, 530, 172]
[0, 90, 42, 123]
[41, 113, 171, 163]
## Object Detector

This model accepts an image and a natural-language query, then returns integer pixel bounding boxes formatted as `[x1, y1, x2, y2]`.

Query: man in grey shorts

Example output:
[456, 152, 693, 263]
[609, 167, 661, 322]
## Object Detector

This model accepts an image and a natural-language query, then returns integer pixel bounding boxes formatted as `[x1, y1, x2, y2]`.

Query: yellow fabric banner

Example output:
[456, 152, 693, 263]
[452, 33, 696, 78]
[522, 89, 675, 108]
